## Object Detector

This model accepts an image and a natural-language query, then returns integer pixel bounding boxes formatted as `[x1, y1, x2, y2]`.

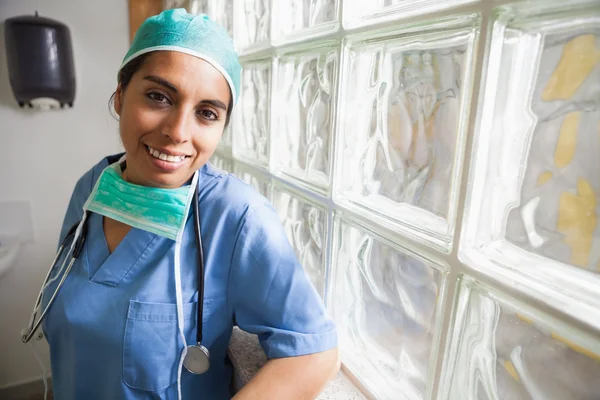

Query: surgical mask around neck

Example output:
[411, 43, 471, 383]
[83, 163, 197, 241]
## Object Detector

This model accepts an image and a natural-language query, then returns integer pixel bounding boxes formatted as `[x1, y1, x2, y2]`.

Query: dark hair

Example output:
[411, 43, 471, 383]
[109, 52, 234, 126]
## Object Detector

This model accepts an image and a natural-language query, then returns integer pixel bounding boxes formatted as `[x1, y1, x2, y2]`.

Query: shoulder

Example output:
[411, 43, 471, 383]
[204, 165, 288, 251]
[197, 162, 286, 257]
[198, 161, 272, 224]
[58, 153, 120, 244]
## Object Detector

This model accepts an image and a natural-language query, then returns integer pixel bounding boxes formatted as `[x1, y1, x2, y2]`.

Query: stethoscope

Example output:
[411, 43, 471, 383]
[21, 184, 211, 375]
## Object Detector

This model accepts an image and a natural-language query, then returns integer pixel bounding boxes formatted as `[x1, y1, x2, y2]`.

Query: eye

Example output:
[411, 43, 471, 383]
[198, 109, 218, 121]
[147, 91, 170, 104]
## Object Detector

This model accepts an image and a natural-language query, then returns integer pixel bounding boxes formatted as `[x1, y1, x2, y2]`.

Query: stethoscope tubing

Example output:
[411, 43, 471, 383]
[192, 184, 205, 345]
[23, 257, 77, 343]
[22, 243, 67, 343]
[22, 217, 87, 343]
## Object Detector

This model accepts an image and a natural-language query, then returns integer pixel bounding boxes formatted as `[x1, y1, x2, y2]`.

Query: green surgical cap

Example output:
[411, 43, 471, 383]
[119, 8, 241, 104]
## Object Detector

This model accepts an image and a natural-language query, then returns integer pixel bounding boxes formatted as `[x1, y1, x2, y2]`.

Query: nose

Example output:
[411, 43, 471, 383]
[161, 108, 190, 144]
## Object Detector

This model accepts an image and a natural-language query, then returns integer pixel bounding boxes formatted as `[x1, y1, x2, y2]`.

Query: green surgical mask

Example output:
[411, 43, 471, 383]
[83, 162, 198, 241]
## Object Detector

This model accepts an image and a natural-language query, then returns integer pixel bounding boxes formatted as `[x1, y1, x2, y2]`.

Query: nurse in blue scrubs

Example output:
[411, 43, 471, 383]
[41, 9, 339, 400]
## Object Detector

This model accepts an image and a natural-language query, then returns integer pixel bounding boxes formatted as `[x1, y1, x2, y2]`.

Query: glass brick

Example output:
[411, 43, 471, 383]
[189, 0, 232, 38]
[233, 161, 271, 199]
[342, 0, 477, 30]
[208, 0, 234, 38]
[272, 185, 328, 297]
[272, 0, 339, 44]
[233, 0, 271, 52]
[460, 2, 600, 327]
[233, 61, 271, 169]
[209, 152, 234, 172]
[334, 18, 478, 250]
[440, 276, 600, 400]
[272, 44, 339, 194]
[186, 0, 207, 13]
[164, 0, 195, 11]
[330, 215, 447, 400]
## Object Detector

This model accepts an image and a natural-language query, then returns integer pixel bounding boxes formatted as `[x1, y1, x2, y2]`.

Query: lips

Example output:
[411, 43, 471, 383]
[146, 145, 189, 163]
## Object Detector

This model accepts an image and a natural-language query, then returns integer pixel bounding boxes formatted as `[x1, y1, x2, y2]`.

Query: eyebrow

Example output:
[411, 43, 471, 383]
[199, 99, 228, 112]
[143, 75, 228, 111]
[143, 75, 178, 93]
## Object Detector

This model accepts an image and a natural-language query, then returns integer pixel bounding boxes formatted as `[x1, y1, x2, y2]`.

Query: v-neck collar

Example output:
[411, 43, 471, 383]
[85, 212, 158, 286]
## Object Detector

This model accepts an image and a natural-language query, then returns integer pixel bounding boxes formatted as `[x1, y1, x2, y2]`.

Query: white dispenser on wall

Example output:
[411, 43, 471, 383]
[4, 11, 76, 110]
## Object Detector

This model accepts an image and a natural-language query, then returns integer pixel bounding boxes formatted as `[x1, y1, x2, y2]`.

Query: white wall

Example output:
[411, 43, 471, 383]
[0, 0, 128, 388]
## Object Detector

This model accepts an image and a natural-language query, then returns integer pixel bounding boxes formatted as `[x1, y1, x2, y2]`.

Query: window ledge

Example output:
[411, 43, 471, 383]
[228, 327, 367, 399]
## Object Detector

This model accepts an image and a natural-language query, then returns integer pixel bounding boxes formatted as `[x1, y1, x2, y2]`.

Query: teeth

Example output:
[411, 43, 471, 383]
[147, 146, 185, 163]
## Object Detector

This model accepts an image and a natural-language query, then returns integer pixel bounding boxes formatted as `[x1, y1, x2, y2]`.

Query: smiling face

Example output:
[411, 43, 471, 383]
[113, 51, 231, 188]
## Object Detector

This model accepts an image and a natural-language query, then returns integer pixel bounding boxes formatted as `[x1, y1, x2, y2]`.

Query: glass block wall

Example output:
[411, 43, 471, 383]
[175, 0, 600, 398]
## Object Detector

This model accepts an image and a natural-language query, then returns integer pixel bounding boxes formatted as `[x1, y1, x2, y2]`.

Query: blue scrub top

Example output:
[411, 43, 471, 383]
[42, 154, 337, 400]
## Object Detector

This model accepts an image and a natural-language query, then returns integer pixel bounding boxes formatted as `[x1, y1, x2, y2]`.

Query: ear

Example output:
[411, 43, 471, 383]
[113, 84, 123, 117]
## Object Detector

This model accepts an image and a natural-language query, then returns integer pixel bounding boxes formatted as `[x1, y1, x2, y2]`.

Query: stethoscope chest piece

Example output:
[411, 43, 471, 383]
[184, 343, 210, 375]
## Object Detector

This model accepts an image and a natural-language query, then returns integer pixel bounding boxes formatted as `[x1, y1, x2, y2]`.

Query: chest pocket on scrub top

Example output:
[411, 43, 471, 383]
[123, 299, 212, 392]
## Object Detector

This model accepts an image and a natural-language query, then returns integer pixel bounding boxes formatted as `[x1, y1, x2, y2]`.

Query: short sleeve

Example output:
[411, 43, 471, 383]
[228, 204, 337, 359]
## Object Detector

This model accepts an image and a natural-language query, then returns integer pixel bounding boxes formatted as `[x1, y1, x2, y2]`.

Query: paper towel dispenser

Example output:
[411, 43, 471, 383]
[4, 11, 76, 109]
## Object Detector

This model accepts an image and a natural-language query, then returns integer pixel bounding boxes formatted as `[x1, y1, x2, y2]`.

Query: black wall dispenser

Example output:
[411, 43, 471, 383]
[4, 12, 76, 109]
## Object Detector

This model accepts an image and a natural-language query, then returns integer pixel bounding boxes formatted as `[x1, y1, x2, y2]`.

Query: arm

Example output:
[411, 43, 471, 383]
[232, 348, 340, 400]
[228, 203, 340, 399]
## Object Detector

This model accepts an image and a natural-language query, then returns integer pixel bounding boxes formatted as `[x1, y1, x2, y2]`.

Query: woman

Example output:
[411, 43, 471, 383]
[38, 9, 339, 400]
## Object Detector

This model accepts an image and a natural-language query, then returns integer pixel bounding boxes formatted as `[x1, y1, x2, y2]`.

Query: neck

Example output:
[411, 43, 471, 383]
[118, 162, 195, 189]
